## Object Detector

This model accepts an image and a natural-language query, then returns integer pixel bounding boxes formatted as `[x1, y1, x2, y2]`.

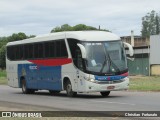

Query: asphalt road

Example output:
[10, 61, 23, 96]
[0, 85, 160, 112]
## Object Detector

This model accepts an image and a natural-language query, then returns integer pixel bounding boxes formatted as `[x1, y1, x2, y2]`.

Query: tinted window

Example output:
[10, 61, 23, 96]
[44, 41, 55, 58]
[67, 39, 79, 59]
[60, 40, 68, 57]
[34, 43, 44, 58]
[15, 45, 24, 60]
[55, 41, 61, 57]
[24, 44, 33, 59]
[55, 40, 68, 58]
[28, 44, 34, 59]
[67, 38, 83, 70]
[7, 39, 68, 60]
[44, 40, 68, 58]
[7, 46, 14, 60]
[19, 45, 24, 60]
[7, 45, 24, 60]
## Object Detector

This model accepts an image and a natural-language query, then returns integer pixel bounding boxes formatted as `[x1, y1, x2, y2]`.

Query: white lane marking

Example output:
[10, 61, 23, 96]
[90, 100, 135, 106]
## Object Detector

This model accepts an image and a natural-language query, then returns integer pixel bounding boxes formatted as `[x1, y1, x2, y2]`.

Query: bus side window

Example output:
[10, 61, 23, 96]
[55, 40, 68, 58]
[28, 44, 34, 59]
[19, 45, 24, 60]
[34, 43, 44, 59]
[44, 41, 56, 58]
[7, 46, 14, 60]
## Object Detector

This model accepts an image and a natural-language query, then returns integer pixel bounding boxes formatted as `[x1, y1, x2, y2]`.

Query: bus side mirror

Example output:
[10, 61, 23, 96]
[77, 43, 86, 59]
[123, 42, 134, 56]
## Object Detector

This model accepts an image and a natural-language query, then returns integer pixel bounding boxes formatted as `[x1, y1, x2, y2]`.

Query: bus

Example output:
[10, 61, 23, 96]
[6, 31, 133, 97]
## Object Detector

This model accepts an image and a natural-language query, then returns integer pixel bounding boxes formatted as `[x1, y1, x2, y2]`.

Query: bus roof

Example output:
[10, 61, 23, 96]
[6, 31, 120, 46]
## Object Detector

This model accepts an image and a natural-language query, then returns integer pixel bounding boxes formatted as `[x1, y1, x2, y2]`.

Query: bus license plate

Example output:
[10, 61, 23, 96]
[107, 86, 115, 90]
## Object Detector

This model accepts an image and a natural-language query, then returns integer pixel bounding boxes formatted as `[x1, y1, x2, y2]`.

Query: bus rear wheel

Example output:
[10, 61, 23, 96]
[66, 81, 77, 97]
[100, 91, 110, 97]
[21, 79, 35, 94]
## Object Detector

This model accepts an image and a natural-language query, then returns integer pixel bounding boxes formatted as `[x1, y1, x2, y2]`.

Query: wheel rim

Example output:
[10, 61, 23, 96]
[22, 81, 26, 92]
[67, 84, 72, 95]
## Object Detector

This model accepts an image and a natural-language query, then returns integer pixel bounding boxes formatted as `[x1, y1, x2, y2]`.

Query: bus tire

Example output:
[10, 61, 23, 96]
[21, 79, 35, 94]
[66, 80, 77, 97]
[49, 90, 60, 95]
[100, 91, 110, 97]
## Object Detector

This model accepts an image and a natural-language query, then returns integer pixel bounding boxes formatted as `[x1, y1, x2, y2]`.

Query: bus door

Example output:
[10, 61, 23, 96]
[75, 49, 85, 91]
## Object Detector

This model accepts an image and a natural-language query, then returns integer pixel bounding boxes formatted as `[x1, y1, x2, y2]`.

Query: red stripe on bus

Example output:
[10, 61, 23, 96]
[121, 72, 128, 76]
[28, 58, 72, 66]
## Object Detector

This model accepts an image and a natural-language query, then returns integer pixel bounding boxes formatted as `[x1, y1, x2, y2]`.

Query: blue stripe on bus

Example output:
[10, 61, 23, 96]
[94, 72, 128, 81]
[18, 64, 62, 90]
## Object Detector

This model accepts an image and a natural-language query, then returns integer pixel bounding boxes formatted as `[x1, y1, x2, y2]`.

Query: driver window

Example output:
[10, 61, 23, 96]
[67, 38, 84, 71]
[76, 48, 83, 71]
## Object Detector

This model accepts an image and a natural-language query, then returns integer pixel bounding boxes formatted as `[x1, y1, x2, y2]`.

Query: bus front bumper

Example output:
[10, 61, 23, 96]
[84, 77, 129, 92]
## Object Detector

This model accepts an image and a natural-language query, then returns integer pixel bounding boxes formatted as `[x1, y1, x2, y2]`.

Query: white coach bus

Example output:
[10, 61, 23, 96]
[6, 31, 133, 97]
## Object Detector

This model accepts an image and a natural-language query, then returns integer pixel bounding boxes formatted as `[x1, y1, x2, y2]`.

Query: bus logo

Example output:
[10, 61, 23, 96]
[29, 66, 38, 70]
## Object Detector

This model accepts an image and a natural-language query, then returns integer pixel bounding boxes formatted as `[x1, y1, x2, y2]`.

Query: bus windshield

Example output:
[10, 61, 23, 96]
[82, 41, 127, 75]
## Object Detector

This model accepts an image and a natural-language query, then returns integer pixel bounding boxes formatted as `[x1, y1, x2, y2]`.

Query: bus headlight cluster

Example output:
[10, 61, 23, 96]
[87, 78, 96, 83]
[85, 75, 96, 83]
[90, 79, 95, 82]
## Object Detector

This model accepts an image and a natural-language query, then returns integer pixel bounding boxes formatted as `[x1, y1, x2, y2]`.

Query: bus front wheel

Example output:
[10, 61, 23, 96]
[100, 91, 110, 97]
[66, 81, 77, 97]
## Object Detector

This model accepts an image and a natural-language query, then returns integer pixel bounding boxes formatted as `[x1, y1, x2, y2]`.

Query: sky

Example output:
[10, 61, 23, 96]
[0, 0, 160, 37]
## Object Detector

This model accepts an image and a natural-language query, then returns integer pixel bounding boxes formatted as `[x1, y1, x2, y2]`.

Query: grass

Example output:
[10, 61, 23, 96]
[0, 70, 6, 77]
[129, 76, 160, 91]
[0, 70, 7, 84]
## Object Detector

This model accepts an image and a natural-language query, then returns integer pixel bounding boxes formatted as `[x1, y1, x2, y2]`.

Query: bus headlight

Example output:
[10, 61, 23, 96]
[90, 79, 95, 82]
[85, 75, 96, 83]
[87, 78, 96, 83]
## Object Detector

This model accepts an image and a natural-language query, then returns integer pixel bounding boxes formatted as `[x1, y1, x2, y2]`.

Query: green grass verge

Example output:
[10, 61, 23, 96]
[0, 70, 6, 77]
[129, 76, 160, 91]
[0, 70, 7, 84]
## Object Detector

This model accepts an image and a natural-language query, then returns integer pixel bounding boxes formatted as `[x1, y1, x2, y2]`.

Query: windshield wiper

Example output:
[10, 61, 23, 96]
[100, 44, 121, 74]
[100, 55, 110, 73]
[107, 53, 121, 73]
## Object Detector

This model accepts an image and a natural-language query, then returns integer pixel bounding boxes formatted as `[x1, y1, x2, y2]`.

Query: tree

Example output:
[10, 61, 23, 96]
[51, 24, 109, 33]
[141, 10, 160, 38]
[72, 24, 97, 31]
[0, 45, 6, 69]
[27, 35, 36, 38]
[0, 32, 35, 69]
[155, 14, 160, 34]
[61, 24, 72, 31]
[0, 37, 8, 49]
[7, 32, 27, 42]
[51, 24, 72, 32]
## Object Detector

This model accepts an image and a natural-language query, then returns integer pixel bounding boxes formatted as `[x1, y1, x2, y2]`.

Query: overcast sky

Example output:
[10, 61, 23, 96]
[0, 0, 160, 37]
